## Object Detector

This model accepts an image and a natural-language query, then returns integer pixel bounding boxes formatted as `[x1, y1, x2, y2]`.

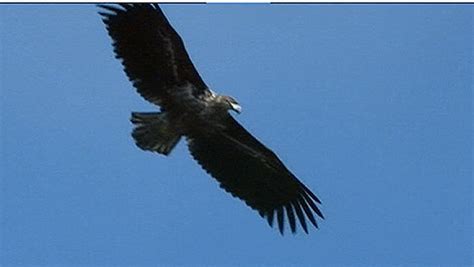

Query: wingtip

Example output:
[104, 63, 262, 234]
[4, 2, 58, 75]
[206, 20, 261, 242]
[96, 4, 125, 15]
[285, 204, 297, 234]
[263, 200, 322, 234]
[299, 180, 322, 204]
[292, 200, 308, 234]
[98, 13, 109, 21]
[278, 224, 284, 235]
[266, 210, 274, 227]
[319, 212, 326, 220]
[152, 3, 161, 10]
[301, 190, 324, 220]
[299, 196, 319, 229]
[277, 206, 285, 235]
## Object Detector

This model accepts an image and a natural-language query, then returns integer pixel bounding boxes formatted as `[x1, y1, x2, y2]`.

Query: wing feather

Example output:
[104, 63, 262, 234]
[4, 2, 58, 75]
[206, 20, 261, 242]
[266, 210, 275, 227]
[188, 116, 323, 234]
[301, 189, 324, 219]
[299, 196, 319, 228]
[285, 204, 297, 234]
[277, 206, 285, 235]
[292, 199, 308, 233]
[98, 4, 208, 108]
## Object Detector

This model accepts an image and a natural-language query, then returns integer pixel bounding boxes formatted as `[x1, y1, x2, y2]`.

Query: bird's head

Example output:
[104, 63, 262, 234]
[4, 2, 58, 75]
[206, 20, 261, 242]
[220, 95, 241, 114]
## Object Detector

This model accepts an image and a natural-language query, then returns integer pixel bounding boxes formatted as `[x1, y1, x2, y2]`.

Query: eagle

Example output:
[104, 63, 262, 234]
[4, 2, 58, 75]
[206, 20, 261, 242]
[98, 3, 323, 234]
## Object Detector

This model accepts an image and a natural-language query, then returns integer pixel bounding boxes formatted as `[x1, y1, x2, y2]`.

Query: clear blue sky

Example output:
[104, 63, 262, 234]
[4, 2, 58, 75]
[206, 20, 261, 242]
[1, 4, 472, 266]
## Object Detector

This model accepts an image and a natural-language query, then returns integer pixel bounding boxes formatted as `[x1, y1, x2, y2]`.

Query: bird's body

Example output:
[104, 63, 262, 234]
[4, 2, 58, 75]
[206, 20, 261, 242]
[99, 3, 323, 234]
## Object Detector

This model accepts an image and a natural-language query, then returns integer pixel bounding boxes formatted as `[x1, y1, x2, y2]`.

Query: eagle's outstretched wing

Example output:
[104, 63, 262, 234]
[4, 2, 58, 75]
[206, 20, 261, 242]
[188, 116, 324, 234]
[98, 4, 208, 108]
[99, 3, 323, 234]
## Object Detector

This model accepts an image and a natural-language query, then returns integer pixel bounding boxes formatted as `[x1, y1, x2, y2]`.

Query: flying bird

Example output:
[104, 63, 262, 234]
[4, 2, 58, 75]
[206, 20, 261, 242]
[98, 3, 323, 234]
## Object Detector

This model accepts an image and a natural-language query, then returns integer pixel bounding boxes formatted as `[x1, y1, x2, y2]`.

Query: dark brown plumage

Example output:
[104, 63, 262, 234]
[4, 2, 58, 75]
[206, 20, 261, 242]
[99, 3, 323, 234]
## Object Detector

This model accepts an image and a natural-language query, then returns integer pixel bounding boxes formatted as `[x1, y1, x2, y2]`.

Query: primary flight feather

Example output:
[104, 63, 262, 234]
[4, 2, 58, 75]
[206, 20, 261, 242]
[98, 3, 323, 234]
